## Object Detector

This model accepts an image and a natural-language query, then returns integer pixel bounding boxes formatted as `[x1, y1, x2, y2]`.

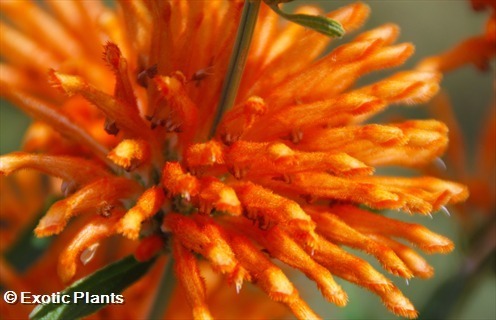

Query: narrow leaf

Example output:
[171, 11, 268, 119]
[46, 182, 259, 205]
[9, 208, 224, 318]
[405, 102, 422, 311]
[30, 255, 156, 320]
[267, 2, 345, 38]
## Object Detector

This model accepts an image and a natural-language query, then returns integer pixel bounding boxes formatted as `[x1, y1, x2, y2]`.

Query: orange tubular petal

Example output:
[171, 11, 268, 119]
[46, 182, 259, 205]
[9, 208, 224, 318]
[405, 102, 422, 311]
[173, 240, 213, 320]
[327, 2, 370, 33]
[217, 96, 267, 145]
[261, 23, 398, 110]
[182, 2, 243, 132]
[247, 93, 385, 142]
[0, 21, 59, 73]
[297, 152, 373, 177]
[0, 64, 58, 101]
[0, 85, 109, 161]
[281, 40, 412, 109]
[231, 182, 315, 238]
[298, 120, 448, 167]
[147, 0, 174, 76]
[185, 140, 226, 173]
[117, 0, 152, 59]
[226, 233, 320, 320]
[49, 70, 150, 139]
[103, 42, 137, 109]
[243, 7, 326, 96]
[35, 177, 142, 237]
[301, 235, 394, 292]
[224, 141, 372, 179]
[331, 204, 454, 254]
[251, 70, 438, 143]
[248, 57, 430, 142]
[417, 35, 495, 72]
[382, 287, 419, 319]
[253, 6, 323, 73]
[154, 73, 199, 146]
[242, 3, 370, 101]
[361, 141, 448, 168]
[107, 139, 151, 171]
[309, 235, 418, 318]
[58, 209, 124, 283]
[164, 214, 247, 286]
[299, 124, 404, 151]
[99, 7, 130, 58]
[197, 177, 241, 216]
[354, 23, 400, 43]
[225, 142, 298, 179]
[0, 0, 83, 59]
[306, 207, 412, 278]
[43, 0, 106, 56]
[0, 152, 109, 185]
[360, 71, 441, 106]
[162, 162, 199, 199]
[117, 186, 165, 240]
[265, 172, 402, 211]
[342, 70, 441, 124]
[360, 176, 469, 212]
[268, 172, 467, 214]
[262, 226, 348, 307]
[367, 234, 434, 279]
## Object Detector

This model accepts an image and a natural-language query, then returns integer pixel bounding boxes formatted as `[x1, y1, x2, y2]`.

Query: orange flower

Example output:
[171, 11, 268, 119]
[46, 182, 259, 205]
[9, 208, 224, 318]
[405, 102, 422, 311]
[0, 1, 468, 319]
[418, 0, 495, 220]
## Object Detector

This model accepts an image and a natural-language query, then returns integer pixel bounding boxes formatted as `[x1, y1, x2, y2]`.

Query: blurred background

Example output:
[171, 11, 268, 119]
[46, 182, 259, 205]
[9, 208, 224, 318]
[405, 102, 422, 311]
[1, 1, 494, 319]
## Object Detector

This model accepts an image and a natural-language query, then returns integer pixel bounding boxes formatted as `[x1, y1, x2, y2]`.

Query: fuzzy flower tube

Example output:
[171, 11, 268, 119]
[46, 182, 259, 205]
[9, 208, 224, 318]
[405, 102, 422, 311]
[0, 1, 469, 319]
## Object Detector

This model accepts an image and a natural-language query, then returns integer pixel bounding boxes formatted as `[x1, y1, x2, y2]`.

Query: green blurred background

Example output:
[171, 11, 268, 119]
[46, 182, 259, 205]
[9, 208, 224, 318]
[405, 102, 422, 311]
[1, 1, 494, 319]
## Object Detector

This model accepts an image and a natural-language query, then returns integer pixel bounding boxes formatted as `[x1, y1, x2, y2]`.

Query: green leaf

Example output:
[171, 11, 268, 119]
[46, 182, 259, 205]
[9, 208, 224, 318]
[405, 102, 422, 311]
[266, 2, 345, 38]
[30, 255, 157, 320]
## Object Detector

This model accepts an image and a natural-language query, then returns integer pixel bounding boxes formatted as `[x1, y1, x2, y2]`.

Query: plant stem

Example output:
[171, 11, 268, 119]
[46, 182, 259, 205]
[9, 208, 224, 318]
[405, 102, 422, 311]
[147, 256, 175, 320]
[209, 0, 261, 138]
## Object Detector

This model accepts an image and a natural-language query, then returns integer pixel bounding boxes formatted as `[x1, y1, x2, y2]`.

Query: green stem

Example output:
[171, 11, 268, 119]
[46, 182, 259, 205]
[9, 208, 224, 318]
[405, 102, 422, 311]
[147, 256, 175, 320]
[209, 0, 261, 138]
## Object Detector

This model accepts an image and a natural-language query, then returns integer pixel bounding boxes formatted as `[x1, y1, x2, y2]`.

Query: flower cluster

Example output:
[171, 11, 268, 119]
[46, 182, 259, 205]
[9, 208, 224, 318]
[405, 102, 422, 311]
[0, 1, 469, 319]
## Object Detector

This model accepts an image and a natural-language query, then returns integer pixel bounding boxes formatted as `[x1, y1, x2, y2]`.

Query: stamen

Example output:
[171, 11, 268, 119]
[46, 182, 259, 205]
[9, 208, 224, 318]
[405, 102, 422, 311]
[80, 243, 100, 265]
[434, 157, 447, 171]
[440, 205, 451, 217]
